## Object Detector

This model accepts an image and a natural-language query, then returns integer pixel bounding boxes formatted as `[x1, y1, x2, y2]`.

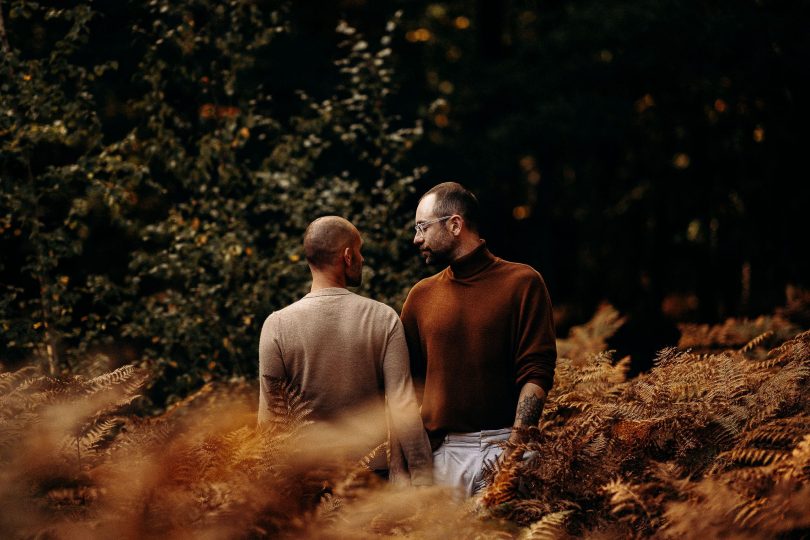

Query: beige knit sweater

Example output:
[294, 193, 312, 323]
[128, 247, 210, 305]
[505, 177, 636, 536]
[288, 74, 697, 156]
[258, 287, 432, 485]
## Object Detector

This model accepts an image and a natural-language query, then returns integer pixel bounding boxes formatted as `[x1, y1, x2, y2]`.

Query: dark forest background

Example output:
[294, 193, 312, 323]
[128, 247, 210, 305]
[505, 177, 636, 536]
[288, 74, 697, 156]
[2, 0, 808, 405]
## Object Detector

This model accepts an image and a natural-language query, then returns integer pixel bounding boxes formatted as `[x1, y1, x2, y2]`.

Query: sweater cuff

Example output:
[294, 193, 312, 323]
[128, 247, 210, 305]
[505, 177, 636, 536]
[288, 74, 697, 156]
[522, 375, 553, 394]
[409, 468, 434, 486]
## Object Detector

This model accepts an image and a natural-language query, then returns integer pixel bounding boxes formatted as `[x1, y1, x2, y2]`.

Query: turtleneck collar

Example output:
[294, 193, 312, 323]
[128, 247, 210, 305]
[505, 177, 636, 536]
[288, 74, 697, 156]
[448, 240, 496, 279]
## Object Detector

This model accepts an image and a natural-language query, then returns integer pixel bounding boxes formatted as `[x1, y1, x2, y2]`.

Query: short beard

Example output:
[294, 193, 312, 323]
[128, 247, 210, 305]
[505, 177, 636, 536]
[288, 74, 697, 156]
[423, 248, 453, 267]
[346, 265, 362, 287]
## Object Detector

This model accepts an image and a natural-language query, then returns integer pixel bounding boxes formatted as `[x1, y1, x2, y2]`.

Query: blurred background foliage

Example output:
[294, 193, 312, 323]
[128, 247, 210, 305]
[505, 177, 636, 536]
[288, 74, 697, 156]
[1, 0, 423, 405]
[1, 0, 808, 404]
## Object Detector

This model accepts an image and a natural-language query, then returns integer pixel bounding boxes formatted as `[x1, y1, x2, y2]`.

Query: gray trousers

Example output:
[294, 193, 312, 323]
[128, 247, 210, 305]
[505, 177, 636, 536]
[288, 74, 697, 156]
[432, 428, 512, 497]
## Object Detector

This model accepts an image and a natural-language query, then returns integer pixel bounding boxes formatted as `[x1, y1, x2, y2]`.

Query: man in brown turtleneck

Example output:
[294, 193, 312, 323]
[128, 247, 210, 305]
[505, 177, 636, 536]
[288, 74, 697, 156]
[400, 182, 557, 497]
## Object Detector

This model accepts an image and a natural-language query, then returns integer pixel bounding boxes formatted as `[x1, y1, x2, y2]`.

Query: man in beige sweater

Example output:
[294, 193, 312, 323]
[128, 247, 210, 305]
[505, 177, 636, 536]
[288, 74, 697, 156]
[258, 216, 432, 486]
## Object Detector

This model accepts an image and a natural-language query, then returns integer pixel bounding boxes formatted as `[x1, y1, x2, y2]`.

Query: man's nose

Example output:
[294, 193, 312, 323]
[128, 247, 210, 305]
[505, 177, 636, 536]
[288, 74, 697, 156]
[413, 233, 423, 245]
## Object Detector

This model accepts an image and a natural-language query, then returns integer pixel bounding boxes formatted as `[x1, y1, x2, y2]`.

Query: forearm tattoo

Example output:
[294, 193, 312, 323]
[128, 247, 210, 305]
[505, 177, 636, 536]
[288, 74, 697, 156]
[516, 394, 543, 427]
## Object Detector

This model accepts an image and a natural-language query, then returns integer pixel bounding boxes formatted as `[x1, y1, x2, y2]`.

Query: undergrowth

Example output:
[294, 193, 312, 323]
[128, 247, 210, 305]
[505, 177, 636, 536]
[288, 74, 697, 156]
[1, 304, 808, 539]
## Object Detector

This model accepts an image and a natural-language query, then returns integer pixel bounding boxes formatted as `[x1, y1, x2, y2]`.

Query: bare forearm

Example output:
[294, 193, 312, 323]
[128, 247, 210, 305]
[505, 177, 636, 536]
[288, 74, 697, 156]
[510, 382, 546, 442]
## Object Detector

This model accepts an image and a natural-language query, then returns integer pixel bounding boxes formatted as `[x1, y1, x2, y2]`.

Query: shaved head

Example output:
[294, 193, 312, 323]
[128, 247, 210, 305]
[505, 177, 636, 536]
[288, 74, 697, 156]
[304, 216, 361, 269]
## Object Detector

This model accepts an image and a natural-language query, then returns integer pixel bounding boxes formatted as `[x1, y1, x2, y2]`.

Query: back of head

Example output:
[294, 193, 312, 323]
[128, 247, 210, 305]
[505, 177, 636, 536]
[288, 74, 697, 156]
[422, 181, 481, 233]
[304, 216, 358, 269]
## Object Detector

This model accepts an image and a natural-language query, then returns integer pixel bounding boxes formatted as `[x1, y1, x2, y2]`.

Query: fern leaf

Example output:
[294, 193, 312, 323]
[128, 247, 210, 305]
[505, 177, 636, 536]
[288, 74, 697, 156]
[739, 331, 774, 355]
[85, 364, 138, 393]
[733, 496, 767, 528]
[0, 366, 39, 394]
[482, 446, 522, 508]
[722, 447, 791, 467]
[519, 510, 573, 540]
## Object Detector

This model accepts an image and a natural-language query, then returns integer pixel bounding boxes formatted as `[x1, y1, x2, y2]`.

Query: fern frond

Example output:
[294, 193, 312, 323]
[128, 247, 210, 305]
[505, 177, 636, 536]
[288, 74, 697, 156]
[79, 417, 123, 453]
[482, 447, 522, 508]
[325, 442, 388, 502]
[746, 362, 810, 430]
[315, 492, 343, 524]
[221, 426, 268, 470]
[85, 364, 138, 393]
[782, 434, 810, 482]
[519, 510, 573, 540]
[739, 331, 774, 355]
[733, 496, 768, 528]
[262, 377, 314, 432]
[0, 366, 39, 394]
[601, 479, 650, 525]
[739, 416, 810, 449]
[359, 441, 387, 471]
[160, 383, 215, 419]
[707, 414, 744, 449]
[556, 303, 626, 361]
[720, 447, 791, 467]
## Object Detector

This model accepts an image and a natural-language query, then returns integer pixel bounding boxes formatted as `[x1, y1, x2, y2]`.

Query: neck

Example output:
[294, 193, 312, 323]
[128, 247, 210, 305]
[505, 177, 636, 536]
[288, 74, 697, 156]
[450, 234, 483, 262]
[309, 268, 346, 292]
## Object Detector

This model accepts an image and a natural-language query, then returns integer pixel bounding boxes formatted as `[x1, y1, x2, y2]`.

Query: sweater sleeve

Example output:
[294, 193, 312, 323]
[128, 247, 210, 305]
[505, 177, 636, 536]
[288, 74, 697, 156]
[382, 318, 433, 486]
[257, 313, 285, 426]
[400, 288, 426, 403]
[514, 272, 557, 393]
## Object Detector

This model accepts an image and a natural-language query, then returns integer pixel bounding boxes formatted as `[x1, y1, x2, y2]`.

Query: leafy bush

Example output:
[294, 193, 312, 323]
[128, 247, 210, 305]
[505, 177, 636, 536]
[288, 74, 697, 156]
[1, 1, 425, 405]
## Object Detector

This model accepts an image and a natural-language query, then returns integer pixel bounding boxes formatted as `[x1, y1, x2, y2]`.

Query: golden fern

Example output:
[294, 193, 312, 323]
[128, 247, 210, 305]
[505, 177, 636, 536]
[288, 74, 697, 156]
[720, 447, 791, 467]
[556, 303, 627, 361]
[261, 377, 314, 432]
[781, 434, 810, 482]
[739, 331, 774, 355]
[1, 306, 807, 539]
[601, 479, 651, 527]
[332, 441, 387, 499]
[519, 510, 573, 540]
[738, 416, 810, 449]
[744, 361, 809, 431]
[0, 365, 38, 394]
[679, 315, 798, 351]
[160, 382, 214, 418]
[482, 446, 523, 508]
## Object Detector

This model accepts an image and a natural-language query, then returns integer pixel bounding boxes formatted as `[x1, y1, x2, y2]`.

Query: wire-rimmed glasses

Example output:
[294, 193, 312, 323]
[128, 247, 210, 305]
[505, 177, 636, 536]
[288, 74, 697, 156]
[414, 215, 453, 236]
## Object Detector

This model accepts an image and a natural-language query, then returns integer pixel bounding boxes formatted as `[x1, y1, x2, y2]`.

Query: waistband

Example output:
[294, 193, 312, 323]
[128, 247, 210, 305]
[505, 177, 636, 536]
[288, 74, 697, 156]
[441, 427, 512, 445]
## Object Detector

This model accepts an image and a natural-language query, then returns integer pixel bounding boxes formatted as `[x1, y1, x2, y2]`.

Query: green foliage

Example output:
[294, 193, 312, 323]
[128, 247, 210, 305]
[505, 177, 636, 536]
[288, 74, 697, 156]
[1, 1, 425, 404]
[0, 2, 111, 374]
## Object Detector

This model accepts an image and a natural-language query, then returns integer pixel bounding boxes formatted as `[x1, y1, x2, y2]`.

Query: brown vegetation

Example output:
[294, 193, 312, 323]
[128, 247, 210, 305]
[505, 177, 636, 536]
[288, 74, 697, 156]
[1, 305, 808, 538]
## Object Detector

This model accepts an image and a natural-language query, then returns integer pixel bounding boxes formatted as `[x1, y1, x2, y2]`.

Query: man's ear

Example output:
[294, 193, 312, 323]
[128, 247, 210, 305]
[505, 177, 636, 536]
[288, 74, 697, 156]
[449, 215, 463, 236]
[343, 246, 352, 265]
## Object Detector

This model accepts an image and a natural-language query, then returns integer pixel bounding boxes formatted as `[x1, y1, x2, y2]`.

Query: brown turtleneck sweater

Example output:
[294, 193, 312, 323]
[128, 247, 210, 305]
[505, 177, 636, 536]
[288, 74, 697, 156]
[400, 242, 556, 438]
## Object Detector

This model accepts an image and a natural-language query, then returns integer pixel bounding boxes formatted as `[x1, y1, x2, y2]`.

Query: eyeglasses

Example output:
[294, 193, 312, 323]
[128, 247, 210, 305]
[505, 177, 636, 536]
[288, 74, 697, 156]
[414, 215, 453, 236]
